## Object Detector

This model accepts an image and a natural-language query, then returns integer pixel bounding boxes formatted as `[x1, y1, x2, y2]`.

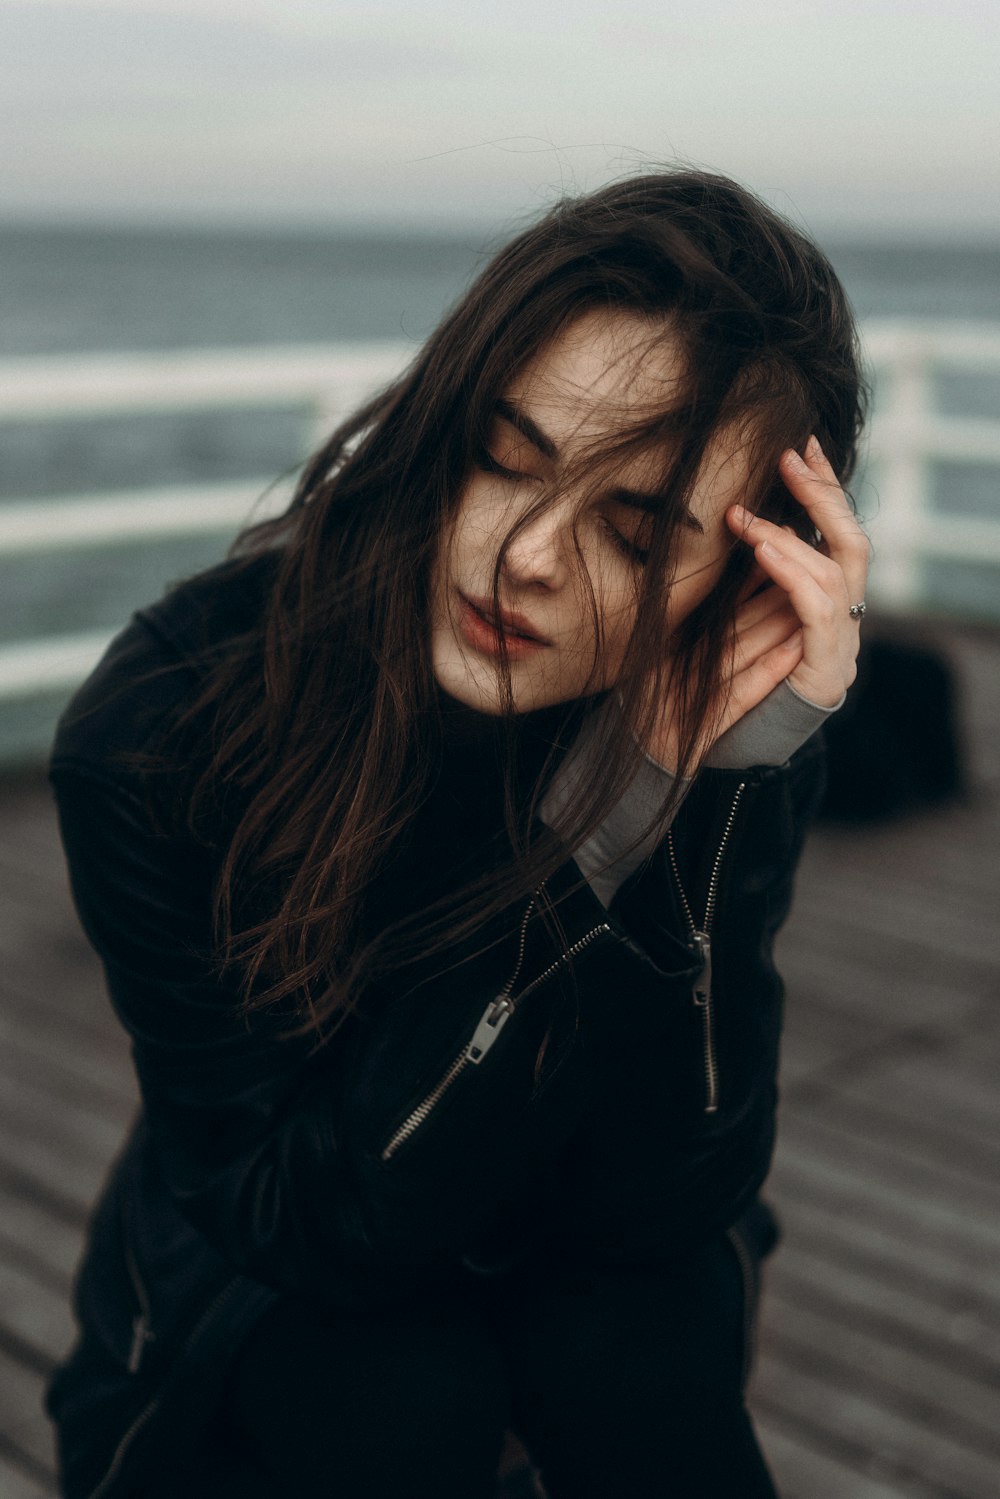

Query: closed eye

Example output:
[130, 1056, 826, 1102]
[602, 519, 650, 565]
[474, 442, 535, 482]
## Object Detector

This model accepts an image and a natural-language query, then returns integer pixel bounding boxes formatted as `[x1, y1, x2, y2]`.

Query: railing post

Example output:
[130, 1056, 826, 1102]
[870, 333, 932, 610]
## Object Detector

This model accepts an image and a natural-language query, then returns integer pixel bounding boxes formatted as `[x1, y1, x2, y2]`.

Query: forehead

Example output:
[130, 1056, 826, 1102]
[507, 308, 683, 445]
[505, 307, 755, 530]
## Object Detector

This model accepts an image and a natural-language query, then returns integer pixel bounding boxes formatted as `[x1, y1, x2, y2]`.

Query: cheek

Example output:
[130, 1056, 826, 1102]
[589, 577, 640, 680]
[666, 537, 731, 625]
[440, 481, 513, 576]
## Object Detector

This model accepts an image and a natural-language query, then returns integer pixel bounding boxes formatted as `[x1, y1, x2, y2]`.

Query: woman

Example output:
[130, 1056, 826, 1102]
[46, 170, 868, 1498]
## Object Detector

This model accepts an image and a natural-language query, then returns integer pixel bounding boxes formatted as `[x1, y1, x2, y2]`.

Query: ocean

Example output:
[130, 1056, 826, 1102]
[1, 224, 999, 763]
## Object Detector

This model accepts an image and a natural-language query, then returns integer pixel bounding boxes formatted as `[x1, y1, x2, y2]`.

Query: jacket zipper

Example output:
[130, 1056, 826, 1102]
[122, 1227, 155, 1375]
[725, 1222, 758, 1392]
[85, 1274, 245, 1499]
[380, 894, 612, 1162]
[666, 782, 745, 1115]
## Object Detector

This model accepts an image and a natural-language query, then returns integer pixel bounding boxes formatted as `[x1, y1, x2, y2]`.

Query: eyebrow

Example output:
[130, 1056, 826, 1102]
[492, 398, 705, 533]
[610, 488, 705, 533]
[494, 398, 558, 460]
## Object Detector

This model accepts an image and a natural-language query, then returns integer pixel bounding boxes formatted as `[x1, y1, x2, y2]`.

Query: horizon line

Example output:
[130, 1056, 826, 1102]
[2, 208, 999, 249]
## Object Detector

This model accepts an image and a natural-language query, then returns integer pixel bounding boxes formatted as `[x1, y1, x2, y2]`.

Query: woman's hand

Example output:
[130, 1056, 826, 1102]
[728, 434, 869, 708]
[641, 435, 869, 772]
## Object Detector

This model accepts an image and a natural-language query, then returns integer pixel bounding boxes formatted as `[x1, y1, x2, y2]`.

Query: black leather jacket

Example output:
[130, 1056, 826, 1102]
[45, 554, 825, 1499]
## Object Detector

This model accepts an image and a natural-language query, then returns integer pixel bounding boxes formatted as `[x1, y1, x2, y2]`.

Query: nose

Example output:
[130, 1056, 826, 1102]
[500, 499, 573, 590]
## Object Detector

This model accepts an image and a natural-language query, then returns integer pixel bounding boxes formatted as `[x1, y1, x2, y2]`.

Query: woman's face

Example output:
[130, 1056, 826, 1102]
[430, 308, 748, 715]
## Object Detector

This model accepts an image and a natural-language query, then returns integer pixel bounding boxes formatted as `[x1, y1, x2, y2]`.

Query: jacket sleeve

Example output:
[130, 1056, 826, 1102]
[50, 761, 400, 1297]
[48, 755, 639, 1295]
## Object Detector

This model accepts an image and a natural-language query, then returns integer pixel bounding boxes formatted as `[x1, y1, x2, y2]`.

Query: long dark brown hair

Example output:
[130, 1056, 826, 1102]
[132, 168, 867, 1043]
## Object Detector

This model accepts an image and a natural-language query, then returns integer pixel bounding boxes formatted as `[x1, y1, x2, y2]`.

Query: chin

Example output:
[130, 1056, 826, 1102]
[431, 635, 551, 716]
[433, 656, 519, 716]
[436, 675, 508, 716]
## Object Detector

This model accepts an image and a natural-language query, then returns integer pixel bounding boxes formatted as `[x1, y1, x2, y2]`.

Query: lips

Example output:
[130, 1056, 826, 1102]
[462, 593, 550, 645]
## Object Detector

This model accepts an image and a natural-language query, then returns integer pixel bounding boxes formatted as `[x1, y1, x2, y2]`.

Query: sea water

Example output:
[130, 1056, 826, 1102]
[1, 225, 998, 763]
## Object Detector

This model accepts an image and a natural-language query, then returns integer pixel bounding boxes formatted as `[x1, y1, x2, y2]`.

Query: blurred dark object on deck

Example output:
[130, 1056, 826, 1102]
[820, 628, 967, 823]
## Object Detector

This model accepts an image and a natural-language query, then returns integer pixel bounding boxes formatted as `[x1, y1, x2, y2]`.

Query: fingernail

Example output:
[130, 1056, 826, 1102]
[783, 448, 807, 470]
[806, 435, 822, 459]
[731, 503, 751, 524]
[758, 539, 781, 559]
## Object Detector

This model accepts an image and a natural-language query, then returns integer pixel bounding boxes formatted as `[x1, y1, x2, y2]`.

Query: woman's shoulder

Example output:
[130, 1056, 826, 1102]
[136, 547, 282, 662]
[49, 549, 282, 789]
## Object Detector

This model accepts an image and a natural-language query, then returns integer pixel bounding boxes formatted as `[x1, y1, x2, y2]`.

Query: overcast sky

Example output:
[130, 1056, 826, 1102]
[2, 0, 998, 237]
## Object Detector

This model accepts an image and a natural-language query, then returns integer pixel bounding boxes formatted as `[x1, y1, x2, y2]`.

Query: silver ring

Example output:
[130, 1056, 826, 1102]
[849, 601, 867, 620]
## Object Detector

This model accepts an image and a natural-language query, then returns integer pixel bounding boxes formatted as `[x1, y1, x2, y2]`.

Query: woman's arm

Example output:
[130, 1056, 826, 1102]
[540, 677, 839, 906]
[50, 762, 394, 1299]
[545, 734, 830, 1266]
[50, 749, 633, 1291]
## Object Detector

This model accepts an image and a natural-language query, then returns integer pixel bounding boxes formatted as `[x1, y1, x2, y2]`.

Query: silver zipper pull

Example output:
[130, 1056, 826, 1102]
[691, 929, 712, 1006]
[127, 1312, 153, 1375]
[466, 995, 515, 1064]
[691, 929, 720, 1113]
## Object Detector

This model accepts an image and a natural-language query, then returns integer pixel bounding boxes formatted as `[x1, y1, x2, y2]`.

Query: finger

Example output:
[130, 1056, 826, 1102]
[731, 605, 800, 674]
[729, 504, 848, 599]
[733, 582, 793, 633]
[778, 438, 870, 600]
[736, 559, 771, 606]
[748, 535, 857, 706]
[715, 633, 804, 737]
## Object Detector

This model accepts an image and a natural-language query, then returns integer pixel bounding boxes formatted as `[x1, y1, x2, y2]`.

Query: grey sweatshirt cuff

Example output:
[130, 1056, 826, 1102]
[540, 680, 841, 907]
[703, 678, 844, 770]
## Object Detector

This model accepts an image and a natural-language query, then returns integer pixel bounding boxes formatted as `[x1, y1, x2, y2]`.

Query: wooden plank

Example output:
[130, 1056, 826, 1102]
[778, 989, 903, 1079]
[763, 1289, 999, 1451]
[0, 1096, 123, 1216]
[777, 928, 994, 1026]
[752, 1347, 999, 1499]
[0, 1450, 56, 1499]
[771, 1199, 1000, 1357]
[785, 871, 1000, 970]
[0, 1224, 75, 1300]
[771, 1163, 1000, 1308]
[0, 944, 123, 1047]
[0, 1012, 136, 1118]
[780, 1100, 1000, 1218]
[0, 1060, 132, 1162]
[819, 1042, 1000, 1141]
[0, 1257, 77, 1368]
[773, 1137, 1000, 1269]
[754, 1414, 919, 1499]
[780, 906, 997, 997]
[769, 1175, 1000, 1309]
[772, 1252, 1000, 1387]
[0, 1347, 57, 1477]
[794, 1056, 1000, 1162]
[779, 962, 990, 1040]
[0, 1155, 90, 1236]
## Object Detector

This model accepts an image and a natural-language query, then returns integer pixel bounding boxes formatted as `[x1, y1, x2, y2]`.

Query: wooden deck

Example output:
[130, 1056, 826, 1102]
[1, 619, 998, 1499]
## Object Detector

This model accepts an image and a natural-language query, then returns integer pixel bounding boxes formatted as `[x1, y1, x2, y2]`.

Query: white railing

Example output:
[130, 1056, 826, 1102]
[0, 343, 409, 702]
[2, 324, 1000, 704]
[862, 322, 1000, 605]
